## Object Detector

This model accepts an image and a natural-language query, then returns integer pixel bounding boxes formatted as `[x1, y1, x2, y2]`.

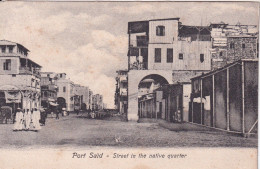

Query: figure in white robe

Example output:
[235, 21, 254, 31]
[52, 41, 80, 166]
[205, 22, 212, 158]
[13, 109, 23, 131]
[32, 108, 41, 131]
[24, 109, 31, 130]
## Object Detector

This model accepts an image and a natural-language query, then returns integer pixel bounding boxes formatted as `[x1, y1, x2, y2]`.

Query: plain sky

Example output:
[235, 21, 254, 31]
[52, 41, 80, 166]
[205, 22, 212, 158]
[0, 1, 258, 108]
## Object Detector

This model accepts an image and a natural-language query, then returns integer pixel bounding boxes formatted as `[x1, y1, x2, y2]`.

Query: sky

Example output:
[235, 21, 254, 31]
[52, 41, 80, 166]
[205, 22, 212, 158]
[0, 1, 258, 108]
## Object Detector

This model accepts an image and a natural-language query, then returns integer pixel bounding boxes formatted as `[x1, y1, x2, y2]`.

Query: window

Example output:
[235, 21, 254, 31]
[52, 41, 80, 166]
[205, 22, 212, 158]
[154, 48, 161, 63]
[179, 53, 184, 60]
[200, 54, 204, 63]
[9, 46, 13, 53]
[156, 26, 165, 36]
[1, 47, 6, 53]
[242, 43, 245, 49]
[220, 51, 223, 57]
[230, 43, 234, 49]
[60, 74, 62, 78]
[3, 59, 11, 70]
[63, 86, 66, 92]
[167, 48, 173, 63]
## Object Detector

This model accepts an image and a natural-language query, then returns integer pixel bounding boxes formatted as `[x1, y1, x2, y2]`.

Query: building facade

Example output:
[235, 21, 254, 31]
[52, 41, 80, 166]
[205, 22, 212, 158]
[210, 22, 258, 70]
[92, 94, 103, 110]
[0, 40, 41, 112]
[40, 72, 58, 108]
[56, 73, 75, 112]
[74, 84, 89, 111]
[114, 70, 128, 114]
[127, 18, 212, 121]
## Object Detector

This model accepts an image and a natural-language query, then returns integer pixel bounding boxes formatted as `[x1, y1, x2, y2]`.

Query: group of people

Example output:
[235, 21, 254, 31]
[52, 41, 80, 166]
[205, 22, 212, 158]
[13, 108, 41, 132]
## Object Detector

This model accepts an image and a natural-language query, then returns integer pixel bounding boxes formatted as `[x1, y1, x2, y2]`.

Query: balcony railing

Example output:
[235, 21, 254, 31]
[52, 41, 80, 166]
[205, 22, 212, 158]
[130, 39, 148, 47]
[19, 67, 41, 78]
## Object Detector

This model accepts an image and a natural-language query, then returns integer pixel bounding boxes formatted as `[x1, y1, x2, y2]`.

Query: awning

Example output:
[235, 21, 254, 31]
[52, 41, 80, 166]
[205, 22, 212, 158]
[5, 91, 21, 103]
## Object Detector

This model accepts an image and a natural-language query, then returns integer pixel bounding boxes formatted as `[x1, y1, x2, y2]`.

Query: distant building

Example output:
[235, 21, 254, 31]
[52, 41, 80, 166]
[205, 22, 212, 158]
[74, 84, 89, 111]
[0, 40, 41, 112]
[56, 73, 75, 112]
[114, 70, 128, 114]
[89, 90, 93, 110]
[92, 94, 103, 110]
[40, 72, 58, 108]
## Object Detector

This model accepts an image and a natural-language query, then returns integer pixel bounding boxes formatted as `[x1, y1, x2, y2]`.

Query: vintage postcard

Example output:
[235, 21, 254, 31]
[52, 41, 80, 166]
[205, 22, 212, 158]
[0, 1, 258, 169]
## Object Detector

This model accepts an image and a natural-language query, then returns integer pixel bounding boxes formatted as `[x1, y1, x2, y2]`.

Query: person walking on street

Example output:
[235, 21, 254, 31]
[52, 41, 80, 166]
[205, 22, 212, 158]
[32, 108, 41, 131]
[13, 108, 23, 131]
[55, 108, 59, 119]
[24, 109, 31, 131]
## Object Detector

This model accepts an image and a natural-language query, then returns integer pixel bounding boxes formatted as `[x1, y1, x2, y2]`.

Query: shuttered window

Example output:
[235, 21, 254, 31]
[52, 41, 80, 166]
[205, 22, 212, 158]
[167, 48, 173, 63]
[200, 54, 204, 63]
[156, 26, 165, 36]
[3, 59, 11, 70]
[155, 48, 161, 63]
[179, 53, 184, 60]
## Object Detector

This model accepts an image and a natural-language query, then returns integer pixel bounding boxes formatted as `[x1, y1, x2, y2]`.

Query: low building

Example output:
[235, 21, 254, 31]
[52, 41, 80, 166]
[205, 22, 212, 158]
[138, 83, 191, 122]
[189, 59, 258, 136]
[0, 40, 41, 112]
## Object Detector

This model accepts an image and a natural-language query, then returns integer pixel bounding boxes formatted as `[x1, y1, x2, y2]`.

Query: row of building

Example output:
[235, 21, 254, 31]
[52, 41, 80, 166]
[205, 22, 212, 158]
[0, 40, 106, 113]
[114, 17, 258, 135]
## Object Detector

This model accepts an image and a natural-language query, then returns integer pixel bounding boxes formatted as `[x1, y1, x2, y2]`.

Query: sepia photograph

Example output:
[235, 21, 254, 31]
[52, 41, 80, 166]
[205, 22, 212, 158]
[0, 1, 258, 169]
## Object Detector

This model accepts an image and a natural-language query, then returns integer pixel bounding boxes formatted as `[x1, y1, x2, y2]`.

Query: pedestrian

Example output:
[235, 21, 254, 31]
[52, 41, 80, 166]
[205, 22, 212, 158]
[32, 108, 41, 131]
[13, 108, 23, 131]
[40, 109, 46, 126]
[55, 108, 59, 119]
[24, 109, 31, 131]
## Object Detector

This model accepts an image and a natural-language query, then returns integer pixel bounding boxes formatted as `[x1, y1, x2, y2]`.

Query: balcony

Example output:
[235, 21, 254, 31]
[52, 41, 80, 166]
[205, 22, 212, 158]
[130, 38, 148, 48]
[0, 52, 28, 58]
[41, 84, 58, 91]
[19, 67, 41, 78]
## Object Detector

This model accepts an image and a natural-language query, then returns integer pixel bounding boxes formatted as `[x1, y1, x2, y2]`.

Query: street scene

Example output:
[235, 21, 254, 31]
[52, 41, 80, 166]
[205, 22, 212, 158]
[0, 2, 258, 148]
[0, 113, 257, 148]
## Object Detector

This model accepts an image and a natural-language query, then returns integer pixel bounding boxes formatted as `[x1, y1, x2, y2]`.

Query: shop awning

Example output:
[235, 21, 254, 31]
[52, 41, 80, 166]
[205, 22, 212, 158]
[4, 91, 21, 103]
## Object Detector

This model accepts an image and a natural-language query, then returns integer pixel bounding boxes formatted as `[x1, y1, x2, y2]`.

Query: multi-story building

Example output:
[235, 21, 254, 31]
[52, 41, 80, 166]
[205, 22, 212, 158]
[40, 72, 58, 108]
[89, 90, 93, 110]
[92, 94, 103, 110]
[0, 40, 41, 111]
[124, 18, 258, 122]
[74, 84, 89, 110]
[56, 73, 75, 112]
[127, 18, 211, 121]
[114, 70, 128, 114]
